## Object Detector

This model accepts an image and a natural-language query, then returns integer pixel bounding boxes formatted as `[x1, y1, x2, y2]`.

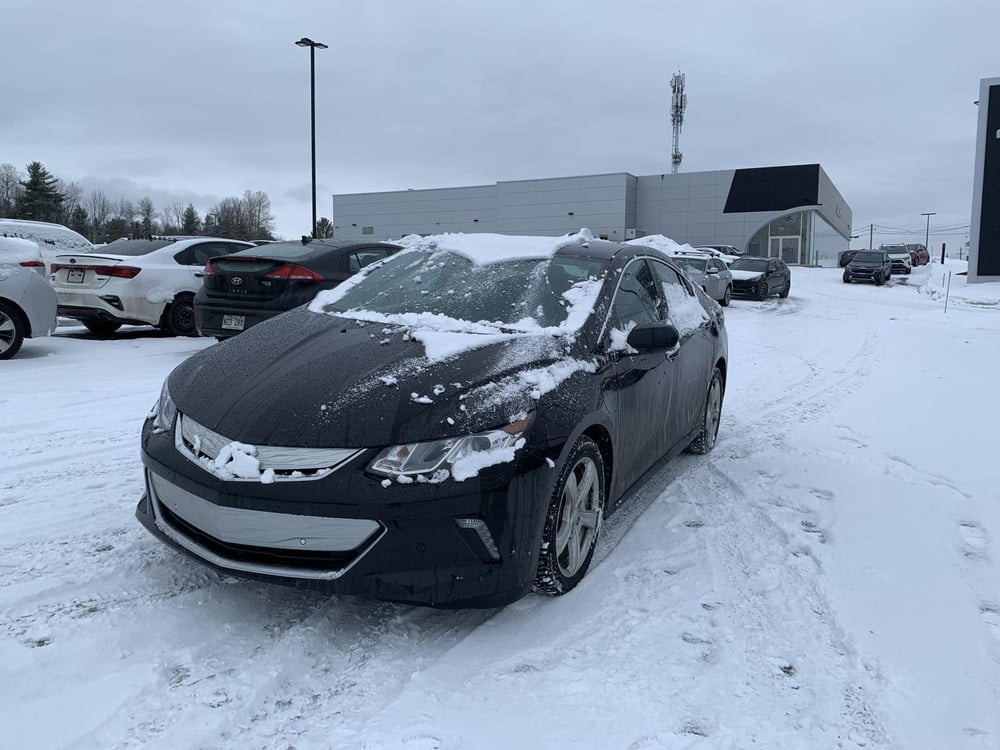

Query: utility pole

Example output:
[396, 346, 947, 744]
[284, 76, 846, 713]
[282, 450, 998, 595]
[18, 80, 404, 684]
[921, 211, 936, 260]
[296, 37, 328, 238]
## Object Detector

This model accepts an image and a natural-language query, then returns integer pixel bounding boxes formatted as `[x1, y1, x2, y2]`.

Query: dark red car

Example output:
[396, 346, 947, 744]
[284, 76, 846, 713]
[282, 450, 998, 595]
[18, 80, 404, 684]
[905, 243, 930, 266]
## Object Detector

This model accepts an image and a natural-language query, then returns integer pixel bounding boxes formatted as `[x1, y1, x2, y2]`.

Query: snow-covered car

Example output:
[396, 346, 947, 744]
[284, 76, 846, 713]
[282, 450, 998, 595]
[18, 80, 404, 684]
[881, 244, 912, 275]
[0, 237, 57, 359]
[50, 236, 254, 336]
[0, 218, 94, 274]
[136, 230, 729, 608]
[728, 256, 791, 300]
[697, 244, 746, 258]
[672, 252, 733, 306]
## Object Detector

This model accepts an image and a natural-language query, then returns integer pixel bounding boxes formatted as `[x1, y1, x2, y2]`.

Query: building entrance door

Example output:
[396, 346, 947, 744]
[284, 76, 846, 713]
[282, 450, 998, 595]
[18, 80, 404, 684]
[769, 236, 802, 264]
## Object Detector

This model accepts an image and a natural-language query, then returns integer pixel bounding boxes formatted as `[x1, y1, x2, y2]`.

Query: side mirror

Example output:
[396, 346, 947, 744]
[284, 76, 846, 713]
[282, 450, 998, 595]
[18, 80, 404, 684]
[626, 322, 679, 351]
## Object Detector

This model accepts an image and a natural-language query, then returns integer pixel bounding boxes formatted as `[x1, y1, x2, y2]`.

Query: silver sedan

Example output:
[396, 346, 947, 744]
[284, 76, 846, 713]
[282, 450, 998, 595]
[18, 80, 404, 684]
[672, 253, 733, 306]
[1, 238, 58, 359]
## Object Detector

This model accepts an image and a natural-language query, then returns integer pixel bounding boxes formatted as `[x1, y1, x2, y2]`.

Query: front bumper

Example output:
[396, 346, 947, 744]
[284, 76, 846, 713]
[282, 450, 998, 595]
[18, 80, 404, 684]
[731, 280, 763, 297]
[194, 299, 285, 338]
[136, 417, 555, 608]
[844, 267, 884, 283]
[889, 260, 911, 273]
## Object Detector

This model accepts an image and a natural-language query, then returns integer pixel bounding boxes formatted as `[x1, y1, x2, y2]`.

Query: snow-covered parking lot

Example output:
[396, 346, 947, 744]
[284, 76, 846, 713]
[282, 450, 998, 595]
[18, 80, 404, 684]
[1, 261, 998, 750]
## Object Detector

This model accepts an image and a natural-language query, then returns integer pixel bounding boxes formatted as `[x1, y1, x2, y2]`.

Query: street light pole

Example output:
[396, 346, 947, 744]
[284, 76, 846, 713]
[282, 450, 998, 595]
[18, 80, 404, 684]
[295, 37, 327, 238]
[920, 211, 936, 262]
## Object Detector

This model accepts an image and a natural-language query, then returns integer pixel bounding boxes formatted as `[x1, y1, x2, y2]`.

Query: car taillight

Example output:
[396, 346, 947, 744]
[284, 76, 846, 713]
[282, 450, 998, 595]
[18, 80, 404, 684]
[202, 261, 216, 277]
[262, 263, 325, 281]
[19, 260, 44, 268]
[93, 265, 142, 278]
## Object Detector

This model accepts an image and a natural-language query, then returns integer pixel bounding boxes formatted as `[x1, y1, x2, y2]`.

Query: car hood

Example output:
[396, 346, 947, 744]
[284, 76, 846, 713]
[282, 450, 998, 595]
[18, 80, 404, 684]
[848, 261, 883, 269]
[729, 269, 764, 281]
[168, 307, 577, 448]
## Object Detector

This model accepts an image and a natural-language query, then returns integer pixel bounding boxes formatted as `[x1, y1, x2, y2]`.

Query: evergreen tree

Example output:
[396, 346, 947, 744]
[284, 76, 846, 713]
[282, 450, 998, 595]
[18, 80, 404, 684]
[69, 206, 90, 239]
[17, 161, 64, 222]
[181, 204, 202, 234]
[314, 217, 334, 238]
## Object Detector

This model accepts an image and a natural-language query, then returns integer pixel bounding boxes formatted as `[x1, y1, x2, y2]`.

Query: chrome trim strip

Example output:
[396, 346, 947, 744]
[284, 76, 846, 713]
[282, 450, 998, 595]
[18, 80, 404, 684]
[147, 470, 384, 581]
[176, 413, 365, 482]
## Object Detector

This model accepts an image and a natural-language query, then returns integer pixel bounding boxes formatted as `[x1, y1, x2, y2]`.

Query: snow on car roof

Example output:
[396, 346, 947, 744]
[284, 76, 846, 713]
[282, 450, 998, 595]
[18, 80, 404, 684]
[399, 228, 597, 264]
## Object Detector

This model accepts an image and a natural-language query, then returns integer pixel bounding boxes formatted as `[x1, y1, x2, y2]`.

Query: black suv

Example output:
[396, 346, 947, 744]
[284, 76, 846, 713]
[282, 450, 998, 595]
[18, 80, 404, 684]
[728, 256, 791, 300]
[843, 250, 891, 285]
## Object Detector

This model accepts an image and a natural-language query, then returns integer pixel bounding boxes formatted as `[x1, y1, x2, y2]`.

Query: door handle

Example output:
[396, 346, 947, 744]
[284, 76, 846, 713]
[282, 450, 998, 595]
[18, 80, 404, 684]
[194, 272, 204, 278]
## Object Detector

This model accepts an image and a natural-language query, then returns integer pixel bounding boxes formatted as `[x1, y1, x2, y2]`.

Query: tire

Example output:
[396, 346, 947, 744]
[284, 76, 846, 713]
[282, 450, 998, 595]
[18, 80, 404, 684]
[757, 282, 769, 301]
[843, 272, 851, 284]
[778, 281, 790, 299]
[534, 436, 605, 596]
[905, 267, 911, 275]
[0, 302, 25, 360]
[875, 273, 884, 286]
[720, 285, 731, 307]
[687, 367, 724, 455]
[162, 294, 198, 337]
[82, 319, 122, 337]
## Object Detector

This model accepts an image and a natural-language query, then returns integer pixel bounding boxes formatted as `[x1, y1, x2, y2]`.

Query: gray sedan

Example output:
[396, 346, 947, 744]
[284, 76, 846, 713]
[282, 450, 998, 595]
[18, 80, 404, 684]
[672, 254, 733, 306]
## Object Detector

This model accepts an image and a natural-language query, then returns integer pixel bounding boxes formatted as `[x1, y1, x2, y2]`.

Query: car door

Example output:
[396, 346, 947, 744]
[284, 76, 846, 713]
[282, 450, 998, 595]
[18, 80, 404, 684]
[176, 242, 246, 287]
[606, 258, 674, 491]
[650, 260, 716, 446]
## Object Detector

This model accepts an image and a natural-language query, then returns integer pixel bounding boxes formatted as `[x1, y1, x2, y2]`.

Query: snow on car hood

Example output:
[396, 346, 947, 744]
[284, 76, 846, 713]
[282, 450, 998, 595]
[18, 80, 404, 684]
[167, 307, 590, 448]
[729, 269, 764, 281]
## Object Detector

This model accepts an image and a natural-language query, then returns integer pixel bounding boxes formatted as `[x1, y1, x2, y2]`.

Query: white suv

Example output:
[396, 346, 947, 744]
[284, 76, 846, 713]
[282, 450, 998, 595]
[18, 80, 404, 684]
[50, 236, 253, 336]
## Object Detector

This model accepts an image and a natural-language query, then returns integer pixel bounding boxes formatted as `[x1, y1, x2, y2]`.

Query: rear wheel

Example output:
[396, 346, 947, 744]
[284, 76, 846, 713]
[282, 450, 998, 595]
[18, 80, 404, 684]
[82, 319, 122, 337]
[778, 280, 790, 298]
[534, 436, 605, 596]
[162, 294, 198, 337]
[720, 285, 732, 307]
[687, 368, 724, 454]
[0, 302, 25, 360]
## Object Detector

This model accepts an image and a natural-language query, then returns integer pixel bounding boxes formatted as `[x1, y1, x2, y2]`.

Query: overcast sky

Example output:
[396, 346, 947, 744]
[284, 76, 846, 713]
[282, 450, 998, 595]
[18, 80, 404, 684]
[2, 0, 996, 248]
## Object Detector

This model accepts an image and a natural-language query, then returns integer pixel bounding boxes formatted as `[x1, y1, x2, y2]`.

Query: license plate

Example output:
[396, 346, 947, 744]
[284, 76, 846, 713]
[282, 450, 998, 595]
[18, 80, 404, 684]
[222, 315, 246, 331]
[67, 268, 85, 283]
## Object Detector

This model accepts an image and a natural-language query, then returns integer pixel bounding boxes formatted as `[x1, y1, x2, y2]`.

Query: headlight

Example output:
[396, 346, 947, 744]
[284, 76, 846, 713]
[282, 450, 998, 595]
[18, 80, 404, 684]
[370, 413, 533, 479]
[152, 379, 177, 432]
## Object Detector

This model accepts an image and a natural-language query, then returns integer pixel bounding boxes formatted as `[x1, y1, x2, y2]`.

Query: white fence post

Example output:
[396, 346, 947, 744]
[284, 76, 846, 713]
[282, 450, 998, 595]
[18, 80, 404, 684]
[944, 271, 952, 314]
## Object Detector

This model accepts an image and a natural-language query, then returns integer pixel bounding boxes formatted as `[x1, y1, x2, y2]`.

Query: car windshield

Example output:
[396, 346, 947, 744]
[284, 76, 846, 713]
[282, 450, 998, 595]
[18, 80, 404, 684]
[884, 247, 908, 255]
[96, 239, 175, 256]
[321, 250, 607, 330]
[852, 252, 883, 263]
[673, 257, 708, 273]
[231, 241, 328, 261]
[729, 257, 769, 272]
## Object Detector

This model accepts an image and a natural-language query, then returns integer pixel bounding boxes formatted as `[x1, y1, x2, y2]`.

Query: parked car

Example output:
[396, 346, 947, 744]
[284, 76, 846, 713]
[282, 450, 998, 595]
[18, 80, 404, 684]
[50, 236, 254, 336]
[672, 252, 733, 306]
[881, 244, 912, 275]
[697, 244, 746, 257]
[136, 231, 728, 608]
[727, 256, 791, 299]
[843, 250, 891, 285]
[905, 243, 930, 266]
[0, 218, 94, 273]
[194, 239, 401, 339]
[0, 237, 57, 359]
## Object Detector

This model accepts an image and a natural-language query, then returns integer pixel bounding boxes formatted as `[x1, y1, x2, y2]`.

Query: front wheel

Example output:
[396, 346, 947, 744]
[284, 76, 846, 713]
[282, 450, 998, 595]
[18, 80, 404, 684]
[687, 368, 724, 455]
[534, 436, 605, 596]
[757, 282, 769, 301]
[843, 273, 851, 284]
[0, 302, 25, 360]
[162, 294, 198, 337]
[778, 281, 790, 299]
[720, 285, 732, 307]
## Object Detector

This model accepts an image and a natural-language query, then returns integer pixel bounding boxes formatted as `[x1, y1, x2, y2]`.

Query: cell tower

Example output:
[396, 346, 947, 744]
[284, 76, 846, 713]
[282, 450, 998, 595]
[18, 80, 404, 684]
[670, 71, 687, 174]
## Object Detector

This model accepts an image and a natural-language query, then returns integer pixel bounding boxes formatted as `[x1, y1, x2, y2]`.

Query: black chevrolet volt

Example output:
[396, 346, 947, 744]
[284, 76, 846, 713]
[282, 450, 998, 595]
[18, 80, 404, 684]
[136, 232, 728, 608]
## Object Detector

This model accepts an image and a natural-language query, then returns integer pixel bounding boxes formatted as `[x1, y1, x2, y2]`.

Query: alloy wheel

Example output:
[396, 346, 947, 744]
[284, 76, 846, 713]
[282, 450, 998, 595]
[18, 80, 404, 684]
[554, 456, 602, 578]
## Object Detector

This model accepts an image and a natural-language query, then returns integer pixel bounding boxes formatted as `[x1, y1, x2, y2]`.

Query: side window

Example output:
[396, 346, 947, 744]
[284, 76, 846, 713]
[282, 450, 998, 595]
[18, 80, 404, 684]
[175, 242, 230, 266]
[356, 248, 389, 268]
[651, 260, 709, 334]
[612, 259, 664, 327]
[768, 260, 777, 273]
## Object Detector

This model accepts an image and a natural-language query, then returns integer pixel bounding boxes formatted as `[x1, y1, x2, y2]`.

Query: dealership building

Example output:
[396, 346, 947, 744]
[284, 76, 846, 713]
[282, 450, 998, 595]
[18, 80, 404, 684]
[331, 163, 853, 266]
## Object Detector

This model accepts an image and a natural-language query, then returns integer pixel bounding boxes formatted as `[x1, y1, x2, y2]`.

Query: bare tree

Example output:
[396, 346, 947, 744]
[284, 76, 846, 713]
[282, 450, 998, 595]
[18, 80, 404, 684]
[85, 190, 113, 242]
[116, 198, 138, 236]
[165, 201, 186, 234]
[137, 196, 157, 235]
[242, 189, 275, 239]
[0, 163, 24, 217]
[58, 180, 84, 225]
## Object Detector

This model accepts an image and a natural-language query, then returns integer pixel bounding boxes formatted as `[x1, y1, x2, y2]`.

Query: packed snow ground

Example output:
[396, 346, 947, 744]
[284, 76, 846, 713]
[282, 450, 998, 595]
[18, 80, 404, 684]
[1, 259, 998, 749]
